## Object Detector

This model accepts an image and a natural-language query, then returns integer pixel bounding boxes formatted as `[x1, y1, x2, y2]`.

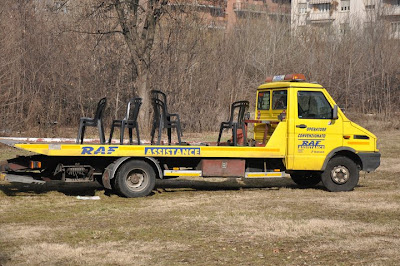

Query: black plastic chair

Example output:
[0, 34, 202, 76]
[76, 97, 107, 144]
[151, 98, 182, 145]
[108, 98, 142, 145]
[150, 90, 182, 137]
[217, 100, 249, 146]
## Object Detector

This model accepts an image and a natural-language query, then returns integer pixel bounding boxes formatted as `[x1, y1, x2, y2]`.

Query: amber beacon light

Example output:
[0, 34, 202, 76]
[265, 73, 306, 83]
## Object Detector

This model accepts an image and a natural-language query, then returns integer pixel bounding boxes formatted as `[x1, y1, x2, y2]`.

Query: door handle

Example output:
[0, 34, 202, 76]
[296, 124, 307, 128]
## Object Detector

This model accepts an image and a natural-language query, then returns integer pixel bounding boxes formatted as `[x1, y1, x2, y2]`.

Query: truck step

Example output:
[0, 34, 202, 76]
[163, 170, 202, 177]
[163, 170, 285, 178]
[245, 172, 284, 178]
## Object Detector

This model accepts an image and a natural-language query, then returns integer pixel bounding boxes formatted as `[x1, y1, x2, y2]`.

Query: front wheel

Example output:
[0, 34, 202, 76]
[114, 160, 156, 198]
[321, 156, 359, 192]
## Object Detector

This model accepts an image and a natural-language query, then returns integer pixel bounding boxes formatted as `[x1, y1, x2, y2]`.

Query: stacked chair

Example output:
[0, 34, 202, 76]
[150, 90, 182, 145]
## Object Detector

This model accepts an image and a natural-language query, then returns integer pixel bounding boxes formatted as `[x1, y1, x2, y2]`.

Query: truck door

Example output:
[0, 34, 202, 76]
[292, 90, 343, 170]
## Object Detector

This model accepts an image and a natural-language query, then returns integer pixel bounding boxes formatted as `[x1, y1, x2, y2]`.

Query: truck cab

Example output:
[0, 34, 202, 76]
[254, 74, 380, 191]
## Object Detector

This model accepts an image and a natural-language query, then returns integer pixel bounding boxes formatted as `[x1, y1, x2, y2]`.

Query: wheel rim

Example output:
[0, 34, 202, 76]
[125, 169, 148, 191]
[331, 165, 350, 184]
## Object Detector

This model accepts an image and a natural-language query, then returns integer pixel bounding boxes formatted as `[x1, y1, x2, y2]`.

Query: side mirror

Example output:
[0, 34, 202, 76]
[332, 105, 338, 120]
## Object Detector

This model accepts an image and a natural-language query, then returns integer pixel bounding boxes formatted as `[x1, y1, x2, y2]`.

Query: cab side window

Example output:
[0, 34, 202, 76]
[272, 90, 287, 110]
[298, 91, 333, 119]
[257, 91, 270, 110]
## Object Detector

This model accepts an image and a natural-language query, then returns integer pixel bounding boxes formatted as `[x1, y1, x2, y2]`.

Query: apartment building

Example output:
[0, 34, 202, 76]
[291, 0, 400, 38]
[169, 0, 291, 29]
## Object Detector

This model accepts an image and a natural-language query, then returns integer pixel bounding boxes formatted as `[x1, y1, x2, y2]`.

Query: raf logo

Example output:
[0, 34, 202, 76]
[81, 146, 119, 155]
[298, 140, 325, 149]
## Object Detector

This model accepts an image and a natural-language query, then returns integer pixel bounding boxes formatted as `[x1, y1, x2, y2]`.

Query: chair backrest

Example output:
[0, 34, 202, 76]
[152, 98, 168, 124]
[151, 90, 168, 113]
[125, 97, 142, 121]
[94, 97, 107, 120]
[229, 100, 249, 125]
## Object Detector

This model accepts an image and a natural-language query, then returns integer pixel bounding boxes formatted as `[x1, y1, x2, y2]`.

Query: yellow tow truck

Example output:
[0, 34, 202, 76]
[0, 74, 380, 197]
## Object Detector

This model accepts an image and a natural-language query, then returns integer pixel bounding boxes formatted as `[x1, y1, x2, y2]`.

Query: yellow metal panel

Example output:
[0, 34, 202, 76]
[343, 121, 377, 152]
[14, 143, 284, 158]
[264, 121, 287, 157]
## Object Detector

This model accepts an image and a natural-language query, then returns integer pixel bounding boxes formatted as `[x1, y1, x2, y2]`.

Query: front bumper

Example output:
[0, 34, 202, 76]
[358, 152, 381, 172]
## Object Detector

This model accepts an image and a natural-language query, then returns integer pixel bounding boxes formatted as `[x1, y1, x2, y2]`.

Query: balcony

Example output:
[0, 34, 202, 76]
[168, 0, 226, 17]
[381, 5, 400, 17]
[233, 2, 269, 17]
[307, 12, 335, 23]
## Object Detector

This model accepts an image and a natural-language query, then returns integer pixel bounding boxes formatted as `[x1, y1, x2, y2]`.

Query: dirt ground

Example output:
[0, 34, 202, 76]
[0, 130, 399, 265]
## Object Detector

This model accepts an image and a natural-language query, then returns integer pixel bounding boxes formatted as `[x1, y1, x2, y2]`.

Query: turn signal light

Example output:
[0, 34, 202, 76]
[29, 161, 42, 169]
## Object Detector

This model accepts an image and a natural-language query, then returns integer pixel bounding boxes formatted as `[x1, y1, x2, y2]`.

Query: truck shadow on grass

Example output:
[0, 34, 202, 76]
[154, 178, 327, 194]
[0, 181, 104, 197]
[0, 178, 327, 197]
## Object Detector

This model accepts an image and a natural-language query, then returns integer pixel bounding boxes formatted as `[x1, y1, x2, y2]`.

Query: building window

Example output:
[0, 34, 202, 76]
[299, 3, 307, 14]
[392, 22, 400, 34]
[341, 0, 350, 11]
[340, 23, 349, 35]
[365, 4, 375, 10]
[314, 3, 331, 12]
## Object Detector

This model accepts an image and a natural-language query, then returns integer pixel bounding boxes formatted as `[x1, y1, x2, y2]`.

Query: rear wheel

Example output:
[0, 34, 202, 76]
[114, 160, 156, 198]
[291, 171, 321, 188]
[321, 156, 359, 192]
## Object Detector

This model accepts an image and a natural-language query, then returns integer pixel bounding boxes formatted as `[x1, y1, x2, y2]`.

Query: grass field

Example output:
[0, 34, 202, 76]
[1, 130, 399, 265]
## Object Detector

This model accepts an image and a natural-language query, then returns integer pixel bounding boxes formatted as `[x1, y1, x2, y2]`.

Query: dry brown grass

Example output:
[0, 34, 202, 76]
[0, 129, 400, 265]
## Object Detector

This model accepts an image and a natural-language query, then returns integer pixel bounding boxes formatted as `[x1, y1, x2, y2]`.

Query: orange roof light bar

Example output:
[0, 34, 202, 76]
[265, 73, 306, 83]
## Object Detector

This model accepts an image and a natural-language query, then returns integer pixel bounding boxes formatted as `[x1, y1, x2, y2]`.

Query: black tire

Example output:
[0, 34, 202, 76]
[291, 171, 321, 188]
[114, 160, 156, 198]
[321, 156, 359, 192]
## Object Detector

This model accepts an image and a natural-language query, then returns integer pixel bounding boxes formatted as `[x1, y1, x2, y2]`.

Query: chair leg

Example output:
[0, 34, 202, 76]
[109, 123, 115, 144]
[232, 123, 238, 146]
[77, 121, 84, 144]
[81, 125, 86, 144]
[157, 123, 162, 145]
[120, 123, 125, 145]
[176, 126, 182, 145]
[241, 123, 247, 146]
[135, 124, 140, 145]
[98, 120, 105, 144]
[167, 128, 172, 145]
[217, 124, 224, 146]
[129, 128, 133, 144]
